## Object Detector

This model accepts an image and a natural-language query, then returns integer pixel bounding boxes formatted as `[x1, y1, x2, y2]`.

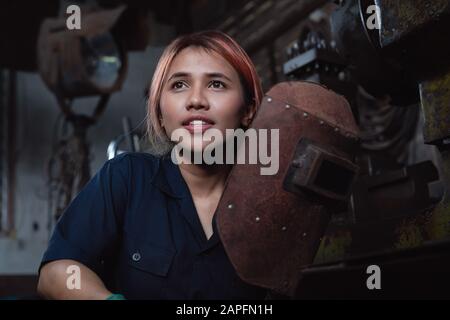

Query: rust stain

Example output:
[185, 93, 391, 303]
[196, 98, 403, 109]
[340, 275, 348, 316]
[313, 230, 352, 264]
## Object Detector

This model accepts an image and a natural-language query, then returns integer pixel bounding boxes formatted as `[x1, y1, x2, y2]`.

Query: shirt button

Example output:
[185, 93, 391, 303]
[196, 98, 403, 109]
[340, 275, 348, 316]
[132, 252, 141, 262]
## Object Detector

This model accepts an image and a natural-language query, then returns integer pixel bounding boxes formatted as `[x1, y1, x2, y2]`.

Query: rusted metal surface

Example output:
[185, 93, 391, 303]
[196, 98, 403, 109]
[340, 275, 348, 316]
[268, 82, 359, 137]
[419, 71, 450, 241]
[419, 73, 450, 145]
[377, 0, 450, 48]
[295, 0, 450, 297]
[216, 81, 359, 296]
[313, 228, 352, 264]
[312, 209, 436, 266]
[352, 161, 439, 223]
[376, 0, 450, 80]
[426, 149, 450, 241]
[297, 239, 450, 299]
[330, 0, 419, 106]
[312, 161, 440, 264]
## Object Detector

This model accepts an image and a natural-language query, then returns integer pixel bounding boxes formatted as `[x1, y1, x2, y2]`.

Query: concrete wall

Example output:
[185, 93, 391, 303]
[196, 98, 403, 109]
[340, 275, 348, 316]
[0, 46, 164, 275]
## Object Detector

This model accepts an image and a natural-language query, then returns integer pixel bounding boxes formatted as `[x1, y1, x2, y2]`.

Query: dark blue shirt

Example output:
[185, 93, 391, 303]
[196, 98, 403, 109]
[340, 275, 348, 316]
[39, 152, 267, 299]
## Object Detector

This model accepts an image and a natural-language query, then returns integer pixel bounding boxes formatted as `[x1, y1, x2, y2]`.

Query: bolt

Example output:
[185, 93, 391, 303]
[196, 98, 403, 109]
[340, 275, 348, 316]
[292, 159, 303, 168]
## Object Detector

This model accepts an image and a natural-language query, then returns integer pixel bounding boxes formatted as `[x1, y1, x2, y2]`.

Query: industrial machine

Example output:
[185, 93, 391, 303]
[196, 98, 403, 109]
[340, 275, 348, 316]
[218, 0, 450, 299]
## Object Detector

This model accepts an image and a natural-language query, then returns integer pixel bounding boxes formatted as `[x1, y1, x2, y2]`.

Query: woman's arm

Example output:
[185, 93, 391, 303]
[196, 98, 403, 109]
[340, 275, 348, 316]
[38, 157, 132, 300]
[37, 259, 113, 300]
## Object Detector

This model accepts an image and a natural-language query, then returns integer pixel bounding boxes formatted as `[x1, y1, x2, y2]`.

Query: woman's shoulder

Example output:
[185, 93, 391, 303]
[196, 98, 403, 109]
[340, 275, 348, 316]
[106, 152, 162, 179]
[109, 151, 160, 164]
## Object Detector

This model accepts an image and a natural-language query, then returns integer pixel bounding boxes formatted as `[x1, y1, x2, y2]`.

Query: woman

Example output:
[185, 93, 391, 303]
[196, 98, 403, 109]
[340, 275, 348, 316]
[37, 30, 267, 299]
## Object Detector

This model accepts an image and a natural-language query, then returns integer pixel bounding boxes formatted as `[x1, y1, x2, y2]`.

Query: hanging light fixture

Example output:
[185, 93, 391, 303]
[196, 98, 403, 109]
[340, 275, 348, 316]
[38, 4, 128, 98]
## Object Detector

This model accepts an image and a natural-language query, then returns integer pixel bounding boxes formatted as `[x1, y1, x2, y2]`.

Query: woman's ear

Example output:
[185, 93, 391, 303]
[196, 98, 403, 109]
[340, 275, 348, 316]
[241, 102, 257, 127]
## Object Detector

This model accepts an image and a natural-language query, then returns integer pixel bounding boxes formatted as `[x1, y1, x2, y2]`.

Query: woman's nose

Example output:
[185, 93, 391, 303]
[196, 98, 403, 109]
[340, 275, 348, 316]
[186, 87, 209, 111]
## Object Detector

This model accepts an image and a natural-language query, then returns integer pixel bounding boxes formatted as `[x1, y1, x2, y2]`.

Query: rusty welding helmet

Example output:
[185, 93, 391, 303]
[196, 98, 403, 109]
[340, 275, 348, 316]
[216, 81, 360, 297]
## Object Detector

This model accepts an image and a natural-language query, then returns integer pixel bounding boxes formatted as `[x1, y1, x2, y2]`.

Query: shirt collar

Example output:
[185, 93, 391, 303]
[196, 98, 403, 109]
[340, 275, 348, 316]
[151, 155, 189, 199]
[151, 155, 221, 250]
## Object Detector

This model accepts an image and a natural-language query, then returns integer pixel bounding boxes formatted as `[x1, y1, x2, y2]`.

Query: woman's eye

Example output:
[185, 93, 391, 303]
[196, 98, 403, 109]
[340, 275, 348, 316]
[209, 80, 225, 89]
[172, 81, 187, 90]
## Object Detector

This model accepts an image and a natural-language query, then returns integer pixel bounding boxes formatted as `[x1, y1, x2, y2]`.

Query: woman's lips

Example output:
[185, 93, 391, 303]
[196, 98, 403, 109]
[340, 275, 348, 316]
[183, 120, 214, 134]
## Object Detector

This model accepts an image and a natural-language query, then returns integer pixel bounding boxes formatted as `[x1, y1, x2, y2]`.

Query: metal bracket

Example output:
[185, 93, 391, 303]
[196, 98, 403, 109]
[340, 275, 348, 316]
[283, 138, 359, 201]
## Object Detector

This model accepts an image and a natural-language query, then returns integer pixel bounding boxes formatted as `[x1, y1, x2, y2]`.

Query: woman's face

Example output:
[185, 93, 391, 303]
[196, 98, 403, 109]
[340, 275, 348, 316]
[160, 46, 251, 154]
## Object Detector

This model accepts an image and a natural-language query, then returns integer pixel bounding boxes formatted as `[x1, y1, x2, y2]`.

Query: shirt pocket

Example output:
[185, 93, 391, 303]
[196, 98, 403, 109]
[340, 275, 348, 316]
[127, 241, 175, 276]
[120, 240, 176, 299]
